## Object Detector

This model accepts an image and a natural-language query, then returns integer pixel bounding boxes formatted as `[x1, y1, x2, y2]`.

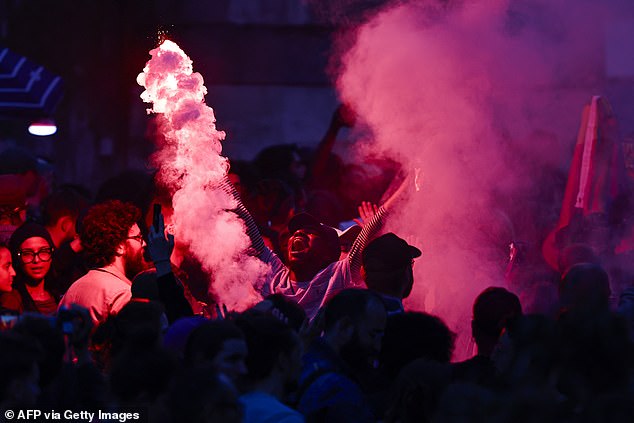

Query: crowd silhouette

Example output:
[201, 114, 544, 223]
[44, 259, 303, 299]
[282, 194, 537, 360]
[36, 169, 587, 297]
[0, 104, 633, 423]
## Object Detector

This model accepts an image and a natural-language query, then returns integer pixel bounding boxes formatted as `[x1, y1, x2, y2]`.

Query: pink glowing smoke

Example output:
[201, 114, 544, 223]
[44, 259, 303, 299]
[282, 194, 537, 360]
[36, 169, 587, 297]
[335, 0, 631, 359]
[137, 40, 268, 311]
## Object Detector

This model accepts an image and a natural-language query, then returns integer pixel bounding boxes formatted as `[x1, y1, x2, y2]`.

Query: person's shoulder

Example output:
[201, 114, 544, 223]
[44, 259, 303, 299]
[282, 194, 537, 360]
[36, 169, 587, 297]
[300, 370, 364, 409]
[265, 410, 304, 423]
[71, 268, 98, 282]
[62, 270, 96, 291]
[311, 370, 357, 388]
[451, 355, 497, 385]
[0, 289, 23, 311]
[330, 259, 348, 270]
[300, 353, 358, 394]
[241, 392, 304, 423]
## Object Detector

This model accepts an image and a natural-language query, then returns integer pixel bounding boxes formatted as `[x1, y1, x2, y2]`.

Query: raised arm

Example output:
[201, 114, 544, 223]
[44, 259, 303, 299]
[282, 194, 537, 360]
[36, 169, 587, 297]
[348, 173, 413, 279]
[146, 212, 194, 322]
[218, 176, 267, 256]
[309, 104, 357, 188]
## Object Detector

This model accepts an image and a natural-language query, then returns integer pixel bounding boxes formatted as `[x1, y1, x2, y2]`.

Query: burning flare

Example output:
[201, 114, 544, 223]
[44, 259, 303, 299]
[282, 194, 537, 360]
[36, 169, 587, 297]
[137, 39, 268, 311]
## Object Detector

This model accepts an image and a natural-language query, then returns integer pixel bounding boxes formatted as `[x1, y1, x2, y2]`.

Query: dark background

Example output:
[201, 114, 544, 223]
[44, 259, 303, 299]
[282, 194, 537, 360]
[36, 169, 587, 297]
[0, 0, 388, 193]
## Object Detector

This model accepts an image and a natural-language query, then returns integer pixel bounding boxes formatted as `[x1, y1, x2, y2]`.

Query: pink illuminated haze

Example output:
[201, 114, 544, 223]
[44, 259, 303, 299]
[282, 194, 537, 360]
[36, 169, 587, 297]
[335, 0, 632, 359]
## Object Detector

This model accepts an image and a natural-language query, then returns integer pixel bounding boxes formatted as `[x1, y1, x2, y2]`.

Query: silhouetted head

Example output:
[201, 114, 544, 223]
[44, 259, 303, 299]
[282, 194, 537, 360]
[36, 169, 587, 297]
[472, 287, 522, 356]
[41, 187, 90, 247]
[362, 232, 421, 299]
[168, 365, 242, 423]
[13, 314, 65, 388]
[558, 243, 599, 276]
[323, 289, 387, 370]
[185, 320, 248, 386]
[0, 331, 42, 407]
[109, 343, 177, 404]
[254, 144, 306, 184]
[559, 263, 611, 314]
[250, 294, 307, 332]
[234, 314, 302, 393]
[380, 312, 455, 381]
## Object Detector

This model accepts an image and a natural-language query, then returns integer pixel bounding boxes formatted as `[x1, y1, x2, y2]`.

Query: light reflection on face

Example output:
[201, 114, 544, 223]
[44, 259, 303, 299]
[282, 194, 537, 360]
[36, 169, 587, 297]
[19, 237, 52, 284]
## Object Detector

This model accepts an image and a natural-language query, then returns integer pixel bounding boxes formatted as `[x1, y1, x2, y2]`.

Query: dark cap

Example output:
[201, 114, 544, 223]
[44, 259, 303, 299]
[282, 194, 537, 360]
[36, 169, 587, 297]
[288, 212, 340, 250]
[8, 221, 54, 253]
[362, 233, 421, 272]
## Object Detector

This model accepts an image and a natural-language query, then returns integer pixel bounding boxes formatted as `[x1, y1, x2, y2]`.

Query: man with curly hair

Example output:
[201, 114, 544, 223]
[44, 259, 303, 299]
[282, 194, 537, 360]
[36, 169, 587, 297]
[59, 200, 147, 326]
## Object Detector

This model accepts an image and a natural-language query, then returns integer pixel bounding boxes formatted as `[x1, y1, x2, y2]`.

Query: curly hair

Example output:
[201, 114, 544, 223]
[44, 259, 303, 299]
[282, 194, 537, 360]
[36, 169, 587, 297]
[80, 200, 141, 268]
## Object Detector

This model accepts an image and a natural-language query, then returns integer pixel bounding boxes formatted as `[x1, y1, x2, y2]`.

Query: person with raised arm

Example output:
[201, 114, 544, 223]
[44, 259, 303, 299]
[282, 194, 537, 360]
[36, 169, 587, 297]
[131, 209, 194, 323]
[221, 172, 412, 320]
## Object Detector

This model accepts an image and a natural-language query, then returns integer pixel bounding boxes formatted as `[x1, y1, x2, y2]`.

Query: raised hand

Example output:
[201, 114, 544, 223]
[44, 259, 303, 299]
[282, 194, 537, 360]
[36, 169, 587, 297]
[354, 201, 380, 227]
[147, 212, 175, 274]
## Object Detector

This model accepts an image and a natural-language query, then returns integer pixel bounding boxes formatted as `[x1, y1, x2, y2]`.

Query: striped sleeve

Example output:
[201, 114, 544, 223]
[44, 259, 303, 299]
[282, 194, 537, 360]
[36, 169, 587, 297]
[219, 177, 266, 256]
[347, 206, 388, 281]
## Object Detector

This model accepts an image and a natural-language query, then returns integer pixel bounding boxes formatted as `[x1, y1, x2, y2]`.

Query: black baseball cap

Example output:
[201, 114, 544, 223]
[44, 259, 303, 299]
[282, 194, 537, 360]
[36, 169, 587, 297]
[288, 213, 340, 249]
[362, 232, 421, 272]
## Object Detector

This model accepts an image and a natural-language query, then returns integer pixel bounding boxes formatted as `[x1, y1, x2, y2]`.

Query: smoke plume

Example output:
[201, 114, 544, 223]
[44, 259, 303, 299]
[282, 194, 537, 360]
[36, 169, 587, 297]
[137, 40, 268, 311]
[335, 0, 633, 358]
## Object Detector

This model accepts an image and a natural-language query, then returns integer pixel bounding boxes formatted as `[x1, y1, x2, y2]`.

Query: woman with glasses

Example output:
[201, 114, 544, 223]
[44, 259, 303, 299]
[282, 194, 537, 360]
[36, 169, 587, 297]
[1, 222, 60, 315]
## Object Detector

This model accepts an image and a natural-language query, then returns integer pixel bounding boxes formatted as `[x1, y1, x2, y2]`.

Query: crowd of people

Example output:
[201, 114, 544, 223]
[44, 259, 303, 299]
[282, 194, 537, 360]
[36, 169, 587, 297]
[0, 104, 633, 422]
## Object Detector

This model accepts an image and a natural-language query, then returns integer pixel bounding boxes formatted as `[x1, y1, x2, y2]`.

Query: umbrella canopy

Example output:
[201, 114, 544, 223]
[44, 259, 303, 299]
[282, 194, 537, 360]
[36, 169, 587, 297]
[0, 46, 64, 118]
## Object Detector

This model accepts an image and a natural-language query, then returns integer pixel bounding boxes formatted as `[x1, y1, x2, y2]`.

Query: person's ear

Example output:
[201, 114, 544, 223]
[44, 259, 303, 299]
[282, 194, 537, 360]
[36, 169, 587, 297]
[115, 241, 126, 256]
[60, 216, 75, 234]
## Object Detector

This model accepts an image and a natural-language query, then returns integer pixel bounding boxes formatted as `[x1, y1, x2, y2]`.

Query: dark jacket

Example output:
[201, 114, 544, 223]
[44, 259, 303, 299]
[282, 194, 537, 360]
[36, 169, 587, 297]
[297, 338, 374, 423]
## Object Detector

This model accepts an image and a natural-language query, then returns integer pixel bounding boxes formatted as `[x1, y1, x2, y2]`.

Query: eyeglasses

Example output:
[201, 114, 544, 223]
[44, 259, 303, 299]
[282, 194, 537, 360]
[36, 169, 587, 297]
[18, 248, 54, 264]
[127, 234, 145, 244]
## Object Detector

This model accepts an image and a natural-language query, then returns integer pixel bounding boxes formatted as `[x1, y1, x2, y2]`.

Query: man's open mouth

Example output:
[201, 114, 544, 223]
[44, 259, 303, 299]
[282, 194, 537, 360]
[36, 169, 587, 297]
[290, 236, 309, 255]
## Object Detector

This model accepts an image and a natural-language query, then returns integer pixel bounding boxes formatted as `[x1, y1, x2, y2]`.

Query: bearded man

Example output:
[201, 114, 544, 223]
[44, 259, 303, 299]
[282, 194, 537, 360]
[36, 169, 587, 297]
[59, 200, 147, 326]
[296, 289, 387, 422]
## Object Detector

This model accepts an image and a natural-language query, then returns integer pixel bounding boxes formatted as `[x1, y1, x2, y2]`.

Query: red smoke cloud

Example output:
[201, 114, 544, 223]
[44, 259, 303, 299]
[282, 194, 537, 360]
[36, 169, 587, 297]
[335, 0, 630, 359]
